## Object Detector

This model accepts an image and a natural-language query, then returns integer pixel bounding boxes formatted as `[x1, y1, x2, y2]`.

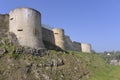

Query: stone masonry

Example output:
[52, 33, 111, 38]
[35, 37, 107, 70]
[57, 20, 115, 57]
[0, 7, 92, 53]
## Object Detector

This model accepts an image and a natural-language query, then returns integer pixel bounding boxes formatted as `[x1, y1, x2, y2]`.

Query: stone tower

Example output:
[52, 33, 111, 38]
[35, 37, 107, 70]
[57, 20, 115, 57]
[52, 28, 65, 49]
[9, 8, 45, 49]
[81, 43, 91, 53]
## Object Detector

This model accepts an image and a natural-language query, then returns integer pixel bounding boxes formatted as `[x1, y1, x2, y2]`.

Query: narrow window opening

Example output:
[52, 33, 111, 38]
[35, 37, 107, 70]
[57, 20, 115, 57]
[54, 33, 58, 34]
[17, 29, 23, 31]
[10, 18, 13, 20]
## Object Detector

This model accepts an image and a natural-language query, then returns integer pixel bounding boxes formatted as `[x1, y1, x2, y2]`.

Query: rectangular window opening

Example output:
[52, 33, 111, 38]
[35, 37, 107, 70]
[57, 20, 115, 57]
[54, 33, 58, 34]
[17, 29, 23, 31]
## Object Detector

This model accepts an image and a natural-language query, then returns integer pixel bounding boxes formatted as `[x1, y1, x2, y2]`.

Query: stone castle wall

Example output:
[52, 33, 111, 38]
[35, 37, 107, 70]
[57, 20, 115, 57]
[42, 27, 55, 45]
[0, 14, 9, 37]
[64, 35, 75, 51]
[9, 8, 45, 49]
[72, 41, 81, 51]
[0, 7, 92, 53]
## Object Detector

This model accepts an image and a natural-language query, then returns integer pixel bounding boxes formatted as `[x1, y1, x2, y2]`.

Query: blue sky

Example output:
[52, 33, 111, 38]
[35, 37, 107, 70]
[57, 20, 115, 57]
[0, 0, 120, 52]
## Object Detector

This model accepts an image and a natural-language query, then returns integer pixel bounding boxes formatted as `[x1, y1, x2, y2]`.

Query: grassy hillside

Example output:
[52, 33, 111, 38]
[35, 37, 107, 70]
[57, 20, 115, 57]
[0, 38, 120, 80]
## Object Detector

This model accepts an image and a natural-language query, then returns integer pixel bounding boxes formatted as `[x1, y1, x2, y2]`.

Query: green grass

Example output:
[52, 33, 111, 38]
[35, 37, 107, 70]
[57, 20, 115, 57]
[67, 51, 120, 80]
[0, 38, 120, 80]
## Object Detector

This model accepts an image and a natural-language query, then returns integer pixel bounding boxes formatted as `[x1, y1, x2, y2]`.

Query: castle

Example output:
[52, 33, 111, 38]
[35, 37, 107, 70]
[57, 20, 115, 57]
[0, 7, 92, 53]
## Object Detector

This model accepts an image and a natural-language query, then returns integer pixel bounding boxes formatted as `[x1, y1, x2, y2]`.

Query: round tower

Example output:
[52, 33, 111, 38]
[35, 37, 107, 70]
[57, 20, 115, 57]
[52, 28, 65, 49]
[81, 43, 91, 53]
[9, 8, 44, 49]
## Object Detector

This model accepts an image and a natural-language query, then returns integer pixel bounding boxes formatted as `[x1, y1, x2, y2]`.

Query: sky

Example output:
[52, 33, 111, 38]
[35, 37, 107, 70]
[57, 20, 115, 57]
[0, 0, 120, 52]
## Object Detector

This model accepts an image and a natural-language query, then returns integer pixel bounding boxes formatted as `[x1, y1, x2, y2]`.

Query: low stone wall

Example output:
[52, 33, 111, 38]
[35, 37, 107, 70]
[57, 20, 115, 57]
[109, 59, 120, 66]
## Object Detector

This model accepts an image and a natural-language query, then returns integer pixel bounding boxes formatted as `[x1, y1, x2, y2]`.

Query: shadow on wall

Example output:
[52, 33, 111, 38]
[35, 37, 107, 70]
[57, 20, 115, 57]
[42, 26, 82, 52]
[42, 27, 65, 52]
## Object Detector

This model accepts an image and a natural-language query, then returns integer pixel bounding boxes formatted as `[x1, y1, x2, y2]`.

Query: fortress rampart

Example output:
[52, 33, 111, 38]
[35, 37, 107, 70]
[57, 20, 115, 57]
[64, 35, 75, 50]
[0, 14, 9, 37]
[9, 8, 45, 49]
[42, 27, 55, 45]
[72, 41, 81, 51]
[0, 7, 92, 53]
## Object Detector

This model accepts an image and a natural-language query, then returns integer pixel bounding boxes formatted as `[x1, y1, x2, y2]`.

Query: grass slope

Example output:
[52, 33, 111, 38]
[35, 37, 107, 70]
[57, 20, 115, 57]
[0, 38, 120, 80]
